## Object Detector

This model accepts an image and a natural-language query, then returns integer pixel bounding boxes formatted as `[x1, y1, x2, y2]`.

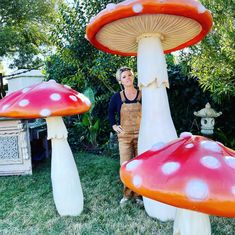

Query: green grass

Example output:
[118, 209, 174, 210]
[0, 153, 235, 235]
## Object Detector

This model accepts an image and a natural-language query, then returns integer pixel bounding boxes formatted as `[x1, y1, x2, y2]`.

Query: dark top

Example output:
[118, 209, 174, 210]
[108, 90, 141, 127]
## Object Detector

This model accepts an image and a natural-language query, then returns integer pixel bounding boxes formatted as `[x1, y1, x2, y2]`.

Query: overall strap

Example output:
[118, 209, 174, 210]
[137, 90, 142, 102]
[120, 91, 126, 103]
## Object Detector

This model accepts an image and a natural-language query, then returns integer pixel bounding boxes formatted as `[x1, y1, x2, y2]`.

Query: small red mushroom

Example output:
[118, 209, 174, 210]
[120, 133, 235, 235]
[0, 80, 91, 216]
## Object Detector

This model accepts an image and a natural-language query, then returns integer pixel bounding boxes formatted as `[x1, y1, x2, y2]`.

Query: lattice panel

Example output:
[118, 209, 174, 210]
[0, 135, 19, 160]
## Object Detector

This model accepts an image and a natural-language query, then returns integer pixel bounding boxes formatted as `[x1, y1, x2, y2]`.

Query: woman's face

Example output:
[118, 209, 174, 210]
[120, 70, 134, 88]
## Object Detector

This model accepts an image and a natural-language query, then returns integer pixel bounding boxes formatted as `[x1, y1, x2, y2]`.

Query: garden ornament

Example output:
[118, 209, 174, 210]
[86, 0, 213, 220]
[120, 132, 235, 235]
[194, 103, 222, 135]
[0, 80, 91, 216]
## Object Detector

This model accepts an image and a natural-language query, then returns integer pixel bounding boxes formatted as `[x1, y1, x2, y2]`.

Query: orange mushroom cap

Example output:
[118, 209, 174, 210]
[120, 134, 235, 217]
[0, 80, 91, 119]
[86, 0, 213, 56]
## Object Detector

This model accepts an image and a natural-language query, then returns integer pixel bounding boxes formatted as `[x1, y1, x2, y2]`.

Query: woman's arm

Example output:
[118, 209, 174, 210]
[108, 93, 124, 134]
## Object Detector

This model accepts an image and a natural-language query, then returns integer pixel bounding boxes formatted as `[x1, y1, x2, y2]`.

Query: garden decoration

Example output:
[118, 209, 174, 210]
[194, 103, 222, 135]
[0, 80, 91, 216]
[120, 132, 235, 235]
[86, 0, 213, 220]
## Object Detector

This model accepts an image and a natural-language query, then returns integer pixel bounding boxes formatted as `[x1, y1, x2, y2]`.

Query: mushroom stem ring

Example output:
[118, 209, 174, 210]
[136, 33, 164, 43]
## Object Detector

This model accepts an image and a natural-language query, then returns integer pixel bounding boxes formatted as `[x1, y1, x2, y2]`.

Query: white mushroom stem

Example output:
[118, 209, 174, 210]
[137, 35, 177, 221]
[173, 209, 211, 235]
[46, 116, 83, 216]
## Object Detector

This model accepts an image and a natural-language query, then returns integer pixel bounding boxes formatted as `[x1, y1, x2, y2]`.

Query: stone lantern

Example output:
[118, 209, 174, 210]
[194, 103, 222, 135]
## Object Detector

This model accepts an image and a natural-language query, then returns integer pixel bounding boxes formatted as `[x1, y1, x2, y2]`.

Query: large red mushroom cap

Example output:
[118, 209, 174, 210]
[120, 134, 235, 217]
[0, 80, 91, 119]
[86, 0, 213, 56]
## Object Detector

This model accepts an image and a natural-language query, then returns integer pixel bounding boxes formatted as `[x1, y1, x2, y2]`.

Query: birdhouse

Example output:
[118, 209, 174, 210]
[194, 103, 222, 135]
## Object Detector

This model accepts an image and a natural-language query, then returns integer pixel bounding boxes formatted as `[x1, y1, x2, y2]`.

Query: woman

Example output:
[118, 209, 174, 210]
[108, 66, 142, 205]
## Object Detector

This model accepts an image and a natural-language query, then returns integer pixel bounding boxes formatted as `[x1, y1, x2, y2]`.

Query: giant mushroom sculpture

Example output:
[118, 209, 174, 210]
[86, 0, 213, 220]
[0, 80, 91, 216]
[120, 133, 235, 235]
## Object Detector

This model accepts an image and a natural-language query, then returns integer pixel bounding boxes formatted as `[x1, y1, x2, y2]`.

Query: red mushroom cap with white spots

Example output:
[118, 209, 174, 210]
[120, 134, 235, 217]
[0, 80, 91, 119]
[86, 0, 213, 56]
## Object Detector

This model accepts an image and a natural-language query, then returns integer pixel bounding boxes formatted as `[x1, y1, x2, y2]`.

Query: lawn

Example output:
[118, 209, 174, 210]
[1, 153, 235, 235]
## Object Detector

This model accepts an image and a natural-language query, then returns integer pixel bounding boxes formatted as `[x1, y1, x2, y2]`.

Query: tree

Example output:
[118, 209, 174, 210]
[46, 0, 137, 148]
[182, 0, 235, 102]
[0, 0, 59, 68]
[46, 0, 235, 150]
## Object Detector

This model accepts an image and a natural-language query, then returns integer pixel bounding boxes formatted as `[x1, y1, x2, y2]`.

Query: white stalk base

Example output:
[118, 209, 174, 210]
[46, 117, 83, 216]
[137, 35, 177, 221]
[173, 209, 211, 235]
[143, 197, 176, 222]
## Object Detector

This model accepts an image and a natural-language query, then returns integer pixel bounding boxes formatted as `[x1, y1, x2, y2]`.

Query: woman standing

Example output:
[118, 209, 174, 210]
[108, 66, 142, 205]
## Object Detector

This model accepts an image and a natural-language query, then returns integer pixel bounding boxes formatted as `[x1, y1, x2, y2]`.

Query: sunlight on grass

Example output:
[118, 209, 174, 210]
[0, 153, 235, 234]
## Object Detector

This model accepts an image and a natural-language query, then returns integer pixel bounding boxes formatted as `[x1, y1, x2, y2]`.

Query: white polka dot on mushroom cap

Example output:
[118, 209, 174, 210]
[232, 186, 235, 195]
[162, 162, 180, 175]
[200, 156, 221, 169]
[2, 104, 9, 111]
[133, 4, 143, 13]
[151, 142, 166, 151]
[121, 0, 136, 6]
[216, 141, 224, 146]
[77, 94, 91, 105]
[180, 132, 193, 138]
[185, 143, 194, 148]
[201, 141, 222, 153]
[224, 156, 235, 169]
[64, 85, 71, 89]
[69, 95, 78, 102]
[40, 109, 52, 117]
[19, 99, 29, 107]
[133, 175, 142, 188]
[22, 88, 30, 93]
[50, 93, 61, 101]
[198, 5, 206, 13]
[106, 3, 116, 10]
[126, 160, 142, 171]
[186, 179, 209, 201]
[84, 97, 91, 106]
[48, 80, 57, 84]
[89, 16, 96, 23]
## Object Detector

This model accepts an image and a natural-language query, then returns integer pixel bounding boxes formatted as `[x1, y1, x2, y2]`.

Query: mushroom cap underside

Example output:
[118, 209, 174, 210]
[120, 135, 235, 217]
[0, 80, 91, 119]
[86, 0, 213, 56]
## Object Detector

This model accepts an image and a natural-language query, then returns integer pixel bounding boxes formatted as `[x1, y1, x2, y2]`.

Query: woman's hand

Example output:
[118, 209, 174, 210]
[112, 124, 124, 134]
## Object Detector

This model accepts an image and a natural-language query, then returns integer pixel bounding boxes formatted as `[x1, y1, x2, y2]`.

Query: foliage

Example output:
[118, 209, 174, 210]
[70, 87, 101, 151]
[180, 0, 235, 102]
[45, 0, 235, 150]
[167, 61, 235, 149]
[45, 0, 136, 149]
[0, 0, 59, 68]
[1, 153, 235, 234]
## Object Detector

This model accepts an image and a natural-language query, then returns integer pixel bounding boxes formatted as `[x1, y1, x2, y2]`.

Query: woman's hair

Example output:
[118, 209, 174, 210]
[116, 66, 134, 83]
